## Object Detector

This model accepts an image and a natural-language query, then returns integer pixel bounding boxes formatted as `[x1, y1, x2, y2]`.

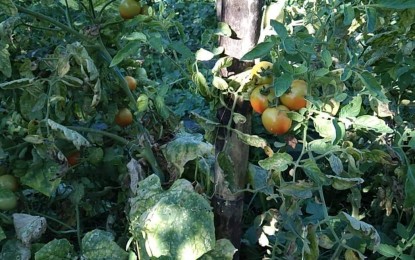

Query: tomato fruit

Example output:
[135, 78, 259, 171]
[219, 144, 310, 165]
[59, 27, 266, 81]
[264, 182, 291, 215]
[261, 105, 292, 135]
[115, 108, 133, 127]
[125, 76, 137, 90]
[250, 85, 275, 114]
[0, 188, 17, 210]
[0, 175, 18, 192]
[251, 61, 273, 85]
[119, 0, 142, 19]
[67, 151, 81, 166]
[280, 79, 308, 111]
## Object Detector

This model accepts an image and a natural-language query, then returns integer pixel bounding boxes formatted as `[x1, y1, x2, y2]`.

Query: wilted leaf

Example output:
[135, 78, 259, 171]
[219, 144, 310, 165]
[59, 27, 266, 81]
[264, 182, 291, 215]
[327, 176, 364, 190]
[234, 129, 268, 148]
[48, 119, 91, 149]
[161, 132, 213, 175]
[258, 152, 293, 171]
[211, 56, 233, 75]
[192, 71, 211, 98]
[13, 214, 47, 247]
[136, 94, 149, 112]
[328, 154, 344, 175]
[82, 229, 128, 260]
[35, 239, 75, 260]
[338, 212, 381, 250]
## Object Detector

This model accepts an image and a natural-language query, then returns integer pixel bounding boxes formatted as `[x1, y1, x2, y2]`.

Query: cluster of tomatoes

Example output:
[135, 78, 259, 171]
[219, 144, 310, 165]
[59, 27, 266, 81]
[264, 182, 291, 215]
[119, 0, 150, 19]
[115, 76, 137, 127]
[249, 61, 307, 135]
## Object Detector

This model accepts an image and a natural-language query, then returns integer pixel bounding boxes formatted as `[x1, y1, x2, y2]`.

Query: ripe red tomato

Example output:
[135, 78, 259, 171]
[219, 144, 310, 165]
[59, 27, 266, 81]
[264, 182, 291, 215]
[280, 79, 308, 111]
[0, 175, 19, 192]
[67, 151, 80, 166]
[119, 0, 142, 20]
[115, 108, 133, 127]
[250, 85, 275, 114]
[261, 105, 292, 135]
[125, 76, 137, 90]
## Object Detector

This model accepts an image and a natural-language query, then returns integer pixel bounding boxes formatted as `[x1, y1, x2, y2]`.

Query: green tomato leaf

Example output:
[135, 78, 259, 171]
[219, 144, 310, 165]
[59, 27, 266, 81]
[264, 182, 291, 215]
[366, 8, 377, 33]
[110, 41, 141, 67]
[308, 139, 337, 155]
[82, 229, 128, 260]
[0, 43, 12, 78]
[343, 4, 355, 26]
[273, 73, 293, 97]
[327, 176, 364, 190]
[321, 49, 332, 68]
[339, 95, 362, 118]
[404, 165, 415, 207]
[302, 159, 330, 186]
[247, 163, 273, 195]
[0, 0, 17, 16]
[353, 115, 393, 133]
[270, 20, 288, 39]
[356, 71, 389, 103]
[371, 0, 415, 9]
[241, 42, 274, 61]
[258, 152, 293, 172]
[136, 94, 149, 112]
[278, 182, 314, 199]
[212, 76, 229, 90]
[0, 227, 5, 242]
[211, 56, 233, 75]
[327, 154, 344, 175]
[35, 239, 75, 260]
[215, 22, 232, 37]
[376, 244, 400, 257]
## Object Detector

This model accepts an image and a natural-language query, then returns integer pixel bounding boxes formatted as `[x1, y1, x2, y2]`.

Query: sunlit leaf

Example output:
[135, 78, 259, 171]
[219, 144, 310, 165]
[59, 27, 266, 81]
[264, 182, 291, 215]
[48, 119, 91, 149]
[339, 95, 362, 118]
[234, 129, 268, 148]
[302, 160, 329, 186]
[35, 239, 75, 260]
[328, 176, 364, 190]
[258, 152, 293, 171]
[353, 115, 393, 133]
[199, 239, 236, 260]
[196, 48, 215, 61]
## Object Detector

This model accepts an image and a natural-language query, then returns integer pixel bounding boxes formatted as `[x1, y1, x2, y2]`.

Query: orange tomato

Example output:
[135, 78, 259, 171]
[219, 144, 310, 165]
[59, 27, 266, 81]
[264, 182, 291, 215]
[115, 108, 133, 127]
[280, 79, 308, 111]
[125, 76, 137, 90]
[261, 105, 292, 135]
[250, 85, 275, 114]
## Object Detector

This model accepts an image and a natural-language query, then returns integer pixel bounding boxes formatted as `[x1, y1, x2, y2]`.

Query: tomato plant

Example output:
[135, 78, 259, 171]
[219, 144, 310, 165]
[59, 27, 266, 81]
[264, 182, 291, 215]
[115, 108, 133, 127]
[250, 85, 275, 114]
[261, 105, 292, 135]
[0, 175, 18, 192]
[0, 189, 17, 211]
[119, 0, 142, 20]
[125, 76, 137, 91]
[250, 61, 273, 85]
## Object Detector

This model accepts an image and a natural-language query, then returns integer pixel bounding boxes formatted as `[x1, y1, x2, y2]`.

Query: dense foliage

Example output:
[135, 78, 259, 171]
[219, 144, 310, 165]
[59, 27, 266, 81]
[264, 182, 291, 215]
[0, 0, 414, 259]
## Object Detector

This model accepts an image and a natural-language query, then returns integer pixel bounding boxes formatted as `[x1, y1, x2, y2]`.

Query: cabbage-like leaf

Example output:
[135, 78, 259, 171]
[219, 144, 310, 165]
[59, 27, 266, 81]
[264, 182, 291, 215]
[82, 229, 128, 260]
[129, 175, 215, 259]
[161, 133, 213, 176]
[35, 239, 75, 260]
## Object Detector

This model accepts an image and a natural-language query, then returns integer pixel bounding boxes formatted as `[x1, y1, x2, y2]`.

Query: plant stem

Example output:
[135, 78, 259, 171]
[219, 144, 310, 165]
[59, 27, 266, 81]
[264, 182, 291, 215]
[75, 204, 82, 254]
[16, 5, 92, 43]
